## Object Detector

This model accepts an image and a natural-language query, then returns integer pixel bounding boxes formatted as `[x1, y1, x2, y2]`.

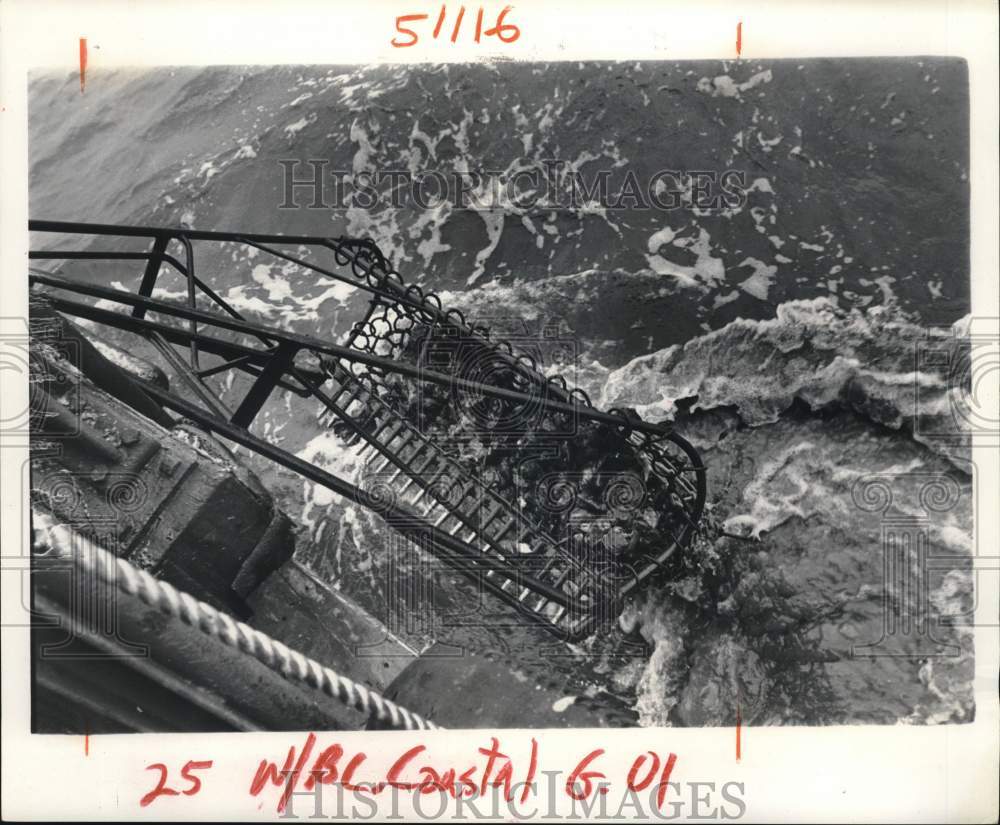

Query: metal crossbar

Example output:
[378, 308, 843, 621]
[28, 219, 707, 640]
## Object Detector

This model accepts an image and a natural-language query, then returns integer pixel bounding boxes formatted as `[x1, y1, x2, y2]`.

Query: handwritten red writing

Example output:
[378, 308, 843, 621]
[392, 5, 520, 47]
[249, 735, 539, 813]
[566, 748, 607, 800]
[139, 760, 213, 807]
[136, 737, 679, 813]
[626, 750, 678, 808]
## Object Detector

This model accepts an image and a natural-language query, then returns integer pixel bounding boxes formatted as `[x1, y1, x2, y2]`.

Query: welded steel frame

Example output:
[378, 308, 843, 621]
[28, 219, 707, 640]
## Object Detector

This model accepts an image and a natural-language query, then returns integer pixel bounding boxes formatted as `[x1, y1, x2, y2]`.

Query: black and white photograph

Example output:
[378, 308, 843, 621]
[23, 54, 982, 736]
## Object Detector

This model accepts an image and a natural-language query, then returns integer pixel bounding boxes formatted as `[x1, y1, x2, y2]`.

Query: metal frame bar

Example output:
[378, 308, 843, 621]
[146, 331, 233, 420]
[30, 269, 672, 437]
[229, 342, 298, 427]
[135, 234, 170, 319]
[136, 379, 573, 611]
[29, 220, 616, 414]
[28, 219, 707, 640]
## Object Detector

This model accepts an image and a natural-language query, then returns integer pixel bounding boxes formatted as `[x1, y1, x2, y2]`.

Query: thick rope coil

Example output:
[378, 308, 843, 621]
[34, 517, 440, 731]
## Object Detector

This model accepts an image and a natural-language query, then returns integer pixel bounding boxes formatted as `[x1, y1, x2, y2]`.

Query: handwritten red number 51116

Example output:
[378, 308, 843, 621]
[392, 5, 520, 47]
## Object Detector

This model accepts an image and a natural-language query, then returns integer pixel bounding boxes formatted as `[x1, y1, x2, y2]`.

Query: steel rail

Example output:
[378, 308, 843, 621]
[30, 270, 675, 437]
[134, 380, 575, 609]
[29, 220, 621, 417]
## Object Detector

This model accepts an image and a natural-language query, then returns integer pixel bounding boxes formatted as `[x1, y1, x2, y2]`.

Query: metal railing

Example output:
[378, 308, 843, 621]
[28, 219, 707, 640]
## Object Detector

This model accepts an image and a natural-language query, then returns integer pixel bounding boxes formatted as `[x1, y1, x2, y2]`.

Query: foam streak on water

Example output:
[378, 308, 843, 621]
[28, 59, 973, 726]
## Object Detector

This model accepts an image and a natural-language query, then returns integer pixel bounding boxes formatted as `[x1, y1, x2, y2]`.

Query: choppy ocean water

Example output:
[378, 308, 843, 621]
[29, 59, 973, 725]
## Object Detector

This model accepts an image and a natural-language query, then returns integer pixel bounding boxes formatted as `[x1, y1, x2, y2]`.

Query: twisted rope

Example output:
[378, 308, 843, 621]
[34, 517, 440, 731]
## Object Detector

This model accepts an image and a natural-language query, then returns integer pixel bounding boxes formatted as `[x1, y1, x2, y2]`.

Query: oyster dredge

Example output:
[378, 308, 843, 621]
[28, 219, 706, 731]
